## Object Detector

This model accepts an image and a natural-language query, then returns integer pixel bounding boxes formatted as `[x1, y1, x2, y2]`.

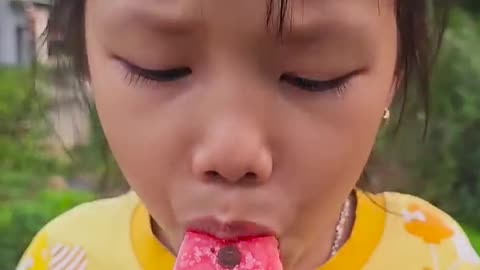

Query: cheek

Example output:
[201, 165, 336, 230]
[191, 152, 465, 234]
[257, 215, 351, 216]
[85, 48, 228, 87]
[279, 72, 393, 203]
[86, 39, 193, 202]
[279, 26, 396, 201]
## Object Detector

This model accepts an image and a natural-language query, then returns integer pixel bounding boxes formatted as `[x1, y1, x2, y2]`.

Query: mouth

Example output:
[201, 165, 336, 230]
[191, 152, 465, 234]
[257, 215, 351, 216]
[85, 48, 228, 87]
[186, 217, 277, 241]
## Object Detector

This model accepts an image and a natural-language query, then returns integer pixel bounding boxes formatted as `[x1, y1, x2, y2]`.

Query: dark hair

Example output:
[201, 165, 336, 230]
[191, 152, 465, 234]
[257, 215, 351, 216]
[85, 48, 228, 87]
[46, 0, 451, 132]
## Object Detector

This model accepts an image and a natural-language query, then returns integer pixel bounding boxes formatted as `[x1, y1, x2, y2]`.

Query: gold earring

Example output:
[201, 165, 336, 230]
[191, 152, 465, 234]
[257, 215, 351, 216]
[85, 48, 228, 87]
[383, 108, 390, 120]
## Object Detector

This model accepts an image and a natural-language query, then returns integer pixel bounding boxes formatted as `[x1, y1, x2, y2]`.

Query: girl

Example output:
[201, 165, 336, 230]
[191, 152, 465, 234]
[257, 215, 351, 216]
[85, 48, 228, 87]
[17, 0, 480, 269]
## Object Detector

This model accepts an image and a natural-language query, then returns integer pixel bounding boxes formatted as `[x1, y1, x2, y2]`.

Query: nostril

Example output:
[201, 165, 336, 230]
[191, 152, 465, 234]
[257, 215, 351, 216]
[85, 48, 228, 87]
[240, 172, 259, 186]
[206, 171, 220, 178]
[204, 171, 258, 185]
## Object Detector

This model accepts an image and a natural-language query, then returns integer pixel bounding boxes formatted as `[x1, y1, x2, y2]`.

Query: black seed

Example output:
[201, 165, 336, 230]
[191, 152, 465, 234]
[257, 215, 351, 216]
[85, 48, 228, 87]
[217, 245, 241, 269]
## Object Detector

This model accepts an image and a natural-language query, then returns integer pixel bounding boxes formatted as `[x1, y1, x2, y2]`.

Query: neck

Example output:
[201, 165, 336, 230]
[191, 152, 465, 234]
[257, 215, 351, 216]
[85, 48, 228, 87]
[279, 194, 356, 270]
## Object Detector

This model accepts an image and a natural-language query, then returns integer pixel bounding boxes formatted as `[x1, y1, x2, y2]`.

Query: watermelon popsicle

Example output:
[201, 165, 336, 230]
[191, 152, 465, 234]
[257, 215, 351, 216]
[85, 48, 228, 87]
[174, 231, 283, 270]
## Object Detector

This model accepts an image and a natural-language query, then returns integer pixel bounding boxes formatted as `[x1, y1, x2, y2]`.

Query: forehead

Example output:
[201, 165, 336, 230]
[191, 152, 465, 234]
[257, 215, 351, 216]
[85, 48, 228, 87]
[87, 0, 396, 41]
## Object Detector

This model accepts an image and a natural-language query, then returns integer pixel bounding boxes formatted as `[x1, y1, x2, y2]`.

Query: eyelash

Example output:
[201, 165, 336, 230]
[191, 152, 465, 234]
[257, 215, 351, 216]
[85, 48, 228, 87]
[280, 73, 351, 95]
[123, 62, 352, 94]
[123, 63, 192, 86]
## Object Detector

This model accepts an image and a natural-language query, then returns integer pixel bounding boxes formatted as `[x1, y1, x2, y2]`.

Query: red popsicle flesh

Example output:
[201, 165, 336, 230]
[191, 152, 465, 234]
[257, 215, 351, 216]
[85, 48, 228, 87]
[174, 231, 283, 270]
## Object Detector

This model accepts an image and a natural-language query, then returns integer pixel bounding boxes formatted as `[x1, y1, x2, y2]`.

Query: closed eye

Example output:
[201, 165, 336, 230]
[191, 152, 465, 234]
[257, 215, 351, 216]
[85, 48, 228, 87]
[122, 61, 192, 86]
[280, 72, 354, 94]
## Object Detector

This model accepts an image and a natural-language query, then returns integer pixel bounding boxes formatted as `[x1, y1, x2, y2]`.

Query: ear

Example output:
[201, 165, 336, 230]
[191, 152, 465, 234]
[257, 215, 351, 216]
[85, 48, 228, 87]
[386, 75, 401, 109]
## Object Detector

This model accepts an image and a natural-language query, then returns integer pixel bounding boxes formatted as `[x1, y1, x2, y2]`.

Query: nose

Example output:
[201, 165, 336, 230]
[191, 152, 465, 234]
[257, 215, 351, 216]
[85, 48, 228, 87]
[192, 123, 273, 185]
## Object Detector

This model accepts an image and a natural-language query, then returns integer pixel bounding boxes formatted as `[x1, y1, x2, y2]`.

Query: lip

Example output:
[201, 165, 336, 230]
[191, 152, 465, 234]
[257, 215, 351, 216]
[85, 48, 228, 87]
[186, 217, 277, 241]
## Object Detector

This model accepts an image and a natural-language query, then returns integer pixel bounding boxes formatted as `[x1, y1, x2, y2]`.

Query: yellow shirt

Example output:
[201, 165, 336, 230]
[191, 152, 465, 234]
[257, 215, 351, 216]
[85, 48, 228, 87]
[17, 191, 480, 270]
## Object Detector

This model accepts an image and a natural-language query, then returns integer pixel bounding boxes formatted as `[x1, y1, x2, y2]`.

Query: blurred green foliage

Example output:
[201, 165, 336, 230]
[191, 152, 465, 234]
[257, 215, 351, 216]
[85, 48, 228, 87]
[0, 67, 92, 268]
[0, 67, 64, 202]
[0, 190, 94, 270]
[465, 227, 480, 253]
[462, 0, 480, 14]
[375, 9, 480, 226]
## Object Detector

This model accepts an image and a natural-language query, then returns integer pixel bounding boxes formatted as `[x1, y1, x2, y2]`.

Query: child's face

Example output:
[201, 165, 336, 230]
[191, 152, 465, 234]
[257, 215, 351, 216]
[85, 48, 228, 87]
[85, 0, 396, 259]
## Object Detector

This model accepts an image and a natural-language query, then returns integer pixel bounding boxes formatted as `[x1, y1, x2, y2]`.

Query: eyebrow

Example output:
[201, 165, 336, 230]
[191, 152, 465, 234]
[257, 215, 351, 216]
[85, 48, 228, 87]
[104, 1, 201, 37]
[102, 0, 383, 55]
[277, 15, 378, 63]
[284, 17, 372, 46]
